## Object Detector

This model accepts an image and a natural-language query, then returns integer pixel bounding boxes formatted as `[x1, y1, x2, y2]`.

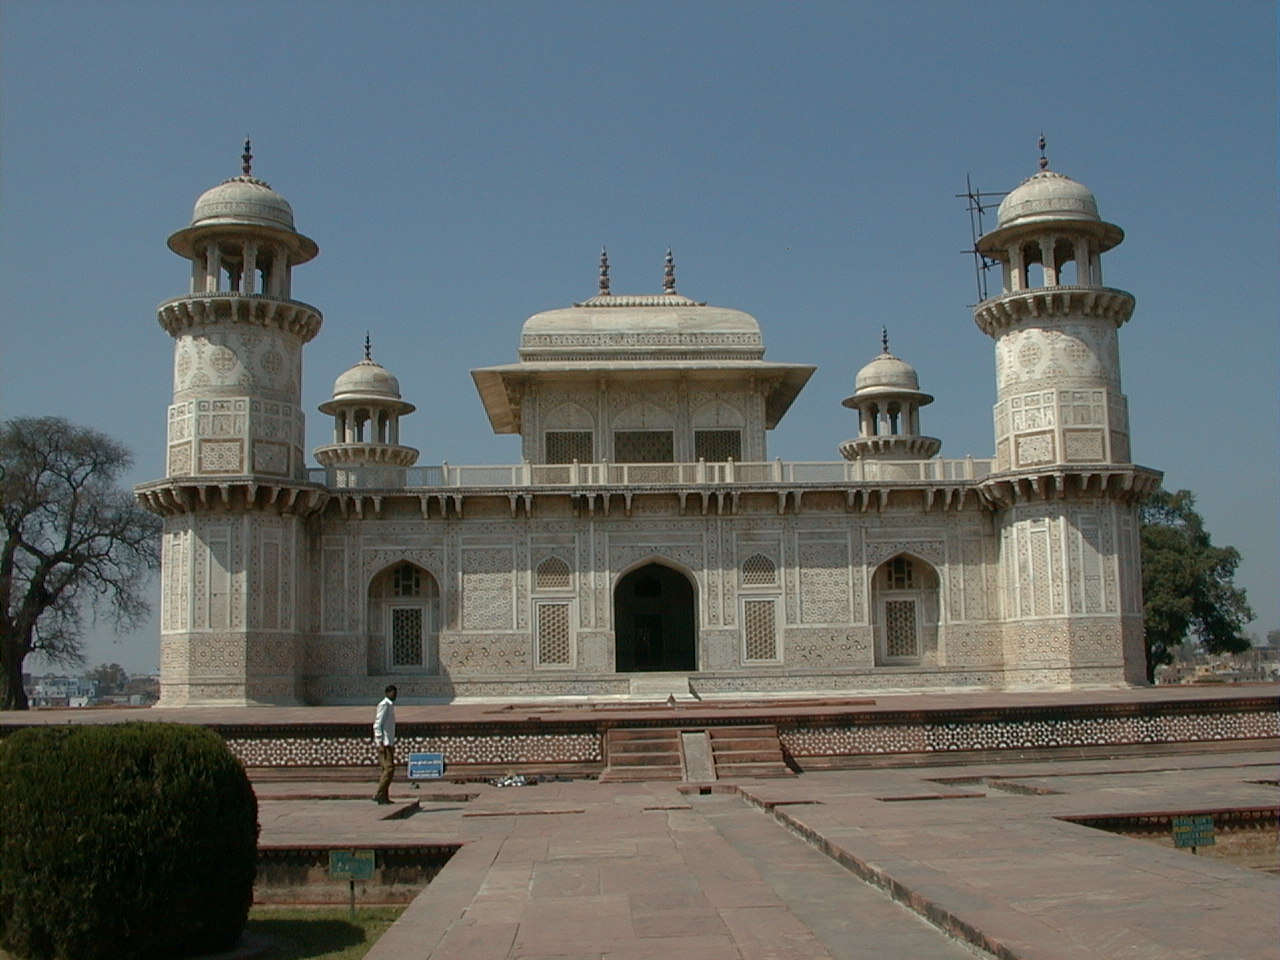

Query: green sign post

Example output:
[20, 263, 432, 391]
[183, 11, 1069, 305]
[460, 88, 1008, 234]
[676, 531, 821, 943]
[329, 849, 376, 915]
[1171, 815, 1215, 853]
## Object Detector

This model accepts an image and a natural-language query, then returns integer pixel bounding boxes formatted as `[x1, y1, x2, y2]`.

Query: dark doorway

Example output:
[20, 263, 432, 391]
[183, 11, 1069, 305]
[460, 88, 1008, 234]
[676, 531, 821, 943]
[614, 563, 697, 672]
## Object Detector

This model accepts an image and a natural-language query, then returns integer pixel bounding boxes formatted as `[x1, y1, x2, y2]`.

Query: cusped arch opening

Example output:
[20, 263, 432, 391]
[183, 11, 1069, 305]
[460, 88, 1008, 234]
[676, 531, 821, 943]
[613, 560, 697, 673]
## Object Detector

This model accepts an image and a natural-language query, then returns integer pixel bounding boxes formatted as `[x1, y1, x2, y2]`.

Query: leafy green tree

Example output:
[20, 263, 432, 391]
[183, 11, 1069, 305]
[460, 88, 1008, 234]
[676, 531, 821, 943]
[1140, 489, 1253, 682]
[0, 418, 161, 710]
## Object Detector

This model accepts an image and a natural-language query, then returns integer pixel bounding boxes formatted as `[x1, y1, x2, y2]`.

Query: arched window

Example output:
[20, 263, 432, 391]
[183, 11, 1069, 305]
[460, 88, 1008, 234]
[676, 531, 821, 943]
[535, 556, 572, 591]
[741, 554, 777, 587]
[871, 554, 939, 665]
[368, 562, 440, 674]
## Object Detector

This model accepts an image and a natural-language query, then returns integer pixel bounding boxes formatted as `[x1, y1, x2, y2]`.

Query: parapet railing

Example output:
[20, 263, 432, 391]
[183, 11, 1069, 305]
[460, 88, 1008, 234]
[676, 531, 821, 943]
[305, 457, 995, 490]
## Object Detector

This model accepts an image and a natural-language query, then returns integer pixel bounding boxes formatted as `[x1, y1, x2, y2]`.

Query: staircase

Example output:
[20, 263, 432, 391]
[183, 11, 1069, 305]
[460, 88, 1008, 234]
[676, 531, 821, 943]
[599, 728, 684, 782]
[709, 725, 794, 779]
[599, 724, 793, 782]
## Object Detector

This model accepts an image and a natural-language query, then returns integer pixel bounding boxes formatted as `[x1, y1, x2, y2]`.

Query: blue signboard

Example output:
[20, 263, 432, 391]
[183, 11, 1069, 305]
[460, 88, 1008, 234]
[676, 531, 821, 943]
[1172, 815, 1215, 849]
[408, 752, 445, 779]
[329, 849, 375, 880]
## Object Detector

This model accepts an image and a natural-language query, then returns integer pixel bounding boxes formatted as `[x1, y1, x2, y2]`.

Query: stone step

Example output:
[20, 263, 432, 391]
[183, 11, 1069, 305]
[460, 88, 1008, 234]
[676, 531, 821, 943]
[609, 751, 682, 767]
[714, 761, 795, 779]
[708, 725, 779, 738]
[609, 740, 682, 755]
[709, 737, 782, 752]
[598, 766, 683, 783]
[711, 749, 786, 764]
[609, 729, 681, 743]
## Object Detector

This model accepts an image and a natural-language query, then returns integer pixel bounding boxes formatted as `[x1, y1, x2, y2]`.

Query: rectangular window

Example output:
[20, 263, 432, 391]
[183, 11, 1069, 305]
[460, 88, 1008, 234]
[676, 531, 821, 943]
[536, 602, 573, 666]
[743, 599, 778, 662]
[613, 430, 674, 463]
[695, 430, 742, 462]
[391, 607, 423, 666]
[545, 431, 593, 464]
[884, 599, 919, 659]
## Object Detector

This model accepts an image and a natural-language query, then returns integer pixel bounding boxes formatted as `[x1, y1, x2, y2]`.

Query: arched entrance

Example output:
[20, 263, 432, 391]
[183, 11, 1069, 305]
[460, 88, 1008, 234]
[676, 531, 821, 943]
[613, 562, 697, 672]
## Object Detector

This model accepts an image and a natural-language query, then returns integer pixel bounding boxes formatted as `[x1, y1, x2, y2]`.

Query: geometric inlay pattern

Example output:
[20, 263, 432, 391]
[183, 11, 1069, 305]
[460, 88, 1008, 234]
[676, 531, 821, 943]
[743, 599, 777, 661]
[884, 599, 918, 658]
[536, 602, 572, 666]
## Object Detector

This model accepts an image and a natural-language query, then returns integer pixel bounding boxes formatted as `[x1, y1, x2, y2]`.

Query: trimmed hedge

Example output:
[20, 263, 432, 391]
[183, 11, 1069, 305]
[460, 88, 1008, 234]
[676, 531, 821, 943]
[0, 722, 258, 960]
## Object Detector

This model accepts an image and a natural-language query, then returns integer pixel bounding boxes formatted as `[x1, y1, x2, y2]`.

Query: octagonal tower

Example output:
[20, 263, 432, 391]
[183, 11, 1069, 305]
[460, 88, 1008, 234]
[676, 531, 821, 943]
[138, 143, 326, 706]
[975, 151, 1159, 686]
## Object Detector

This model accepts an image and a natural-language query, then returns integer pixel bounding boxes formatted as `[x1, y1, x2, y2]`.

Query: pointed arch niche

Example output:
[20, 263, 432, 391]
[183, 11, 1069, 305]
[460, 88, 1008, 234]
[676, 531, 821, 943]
[870, 554, 939, 666]
[613, 561, 697, 672]
[368, 561, 441, 674]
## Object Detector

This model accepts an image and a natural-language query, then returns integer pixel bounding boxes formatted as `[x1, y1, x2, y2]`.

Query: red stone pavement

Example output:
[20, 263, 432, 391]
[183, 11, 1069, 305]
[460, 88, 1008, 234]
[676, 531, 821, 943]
[251, 748, 1277, 960]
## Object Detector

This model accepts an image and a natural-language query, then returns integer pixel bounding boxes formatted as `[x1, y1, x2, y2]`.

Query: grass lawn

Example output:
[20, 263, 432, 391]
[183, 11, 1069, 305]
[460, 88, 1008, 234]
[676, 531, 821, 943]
[245, 906, 406, 960]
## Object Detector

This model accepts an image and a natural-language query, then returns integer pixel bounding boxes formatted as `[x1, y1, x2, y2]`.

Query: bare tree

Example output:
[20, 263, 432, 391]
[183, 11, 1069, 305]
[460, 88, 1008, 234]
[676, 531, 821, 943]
[0, 418, 161, 710]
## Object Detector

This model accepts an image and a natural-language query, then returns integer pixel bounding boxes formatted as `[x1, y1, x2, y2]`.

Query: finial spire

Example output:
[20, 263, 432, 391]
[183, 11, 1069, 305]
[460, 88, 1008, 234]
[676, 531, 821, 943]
[242, 138, 253, 177]
[364, 331, 372, 361]
[881, 327, 890, 354]
[598, 247, 611, 296]
[663, 248, 676, 295]
[1037, 133, 1048, 171]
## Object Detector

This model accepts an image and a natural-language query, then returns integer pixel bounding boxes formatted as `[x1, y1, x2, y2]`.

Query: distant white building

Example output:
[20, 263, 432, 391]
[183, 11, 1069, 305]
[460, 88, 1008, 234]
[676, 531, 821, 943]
[26, 675, 96, 708]
[137, 146, 1159, 706]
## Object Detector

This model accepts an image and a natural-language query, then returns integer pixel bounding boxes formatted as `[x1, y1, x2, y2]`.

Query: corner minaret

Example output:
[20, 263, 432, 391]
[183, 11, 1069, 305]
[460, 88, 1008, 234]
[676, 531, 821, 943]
[974, 155, 1131, 471]
[159, 141, 321, 480]
[974, 150, 1160, 687]
[138, 144, 326, 707]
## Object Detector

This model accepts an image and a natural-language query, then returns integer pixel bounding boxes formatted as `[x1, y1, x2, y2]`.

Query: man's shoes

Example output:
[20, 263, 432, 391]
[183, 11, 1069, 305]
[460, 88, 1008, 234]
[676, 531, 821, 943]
[373, 796, 392, 804]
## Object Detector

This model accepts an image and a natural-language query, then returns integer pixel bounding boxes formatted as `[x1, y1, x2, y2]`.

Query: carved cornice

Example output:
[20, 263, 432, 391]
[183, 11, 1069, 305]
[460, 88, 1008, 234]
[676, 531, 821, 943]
[839, 435, 942, 461]
[157, 293, 323, 343]
[313, 443, 420, 468]
[977, 465, 1161, 508]
[973, 286, 1134, 337]
[135, 478, 329, 517]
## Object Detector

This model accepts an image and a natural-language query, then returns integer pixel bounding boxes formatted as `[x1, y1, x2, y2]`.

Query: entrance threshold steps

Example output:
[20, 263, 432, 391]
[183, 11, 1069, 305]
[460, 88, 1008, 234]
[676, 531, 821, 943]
[600, 724, 794, 782]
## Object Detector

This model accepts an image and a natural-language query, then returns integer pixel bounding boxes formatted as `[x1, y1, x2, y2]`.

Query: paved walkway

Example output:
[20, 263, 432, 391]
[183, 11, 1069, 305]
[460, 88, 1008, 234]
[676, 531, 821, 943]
[253, 749, 1278, 960]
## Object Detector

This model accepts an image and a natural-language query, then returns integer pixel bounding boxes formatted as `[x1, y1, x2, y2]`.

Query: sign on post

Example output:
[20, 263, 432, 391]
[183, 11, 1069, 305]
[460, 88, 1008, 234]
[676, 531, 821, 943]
[408, 752, 445, 779]
[1172, 815, 1215, 850]
[329, 848, 376, 880]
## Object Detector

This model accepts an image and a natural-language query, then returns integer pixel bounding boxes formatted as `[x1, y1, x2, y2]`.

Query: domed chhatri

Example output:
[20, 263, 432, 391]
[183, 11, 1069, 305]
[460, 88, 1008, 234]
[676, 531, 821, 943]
[315, 339, 419, 480]
[840, 332, 940, 462]
[473, 250, 815, 445]
[996, 169, 1100, 229]
[329, 356, 410, 407]
[167, 141, 318, 265]
[976, 147, 1123, 284]
[191, 175, 297, 231]
[852, 351, 925, 396]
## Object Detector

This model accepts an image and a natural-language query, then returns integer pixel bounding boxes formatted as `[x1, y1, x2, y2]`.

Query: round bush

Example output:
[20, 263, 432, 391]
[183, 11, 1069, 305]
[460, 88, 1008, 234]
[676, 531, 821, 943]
[0, 722, 258, 960]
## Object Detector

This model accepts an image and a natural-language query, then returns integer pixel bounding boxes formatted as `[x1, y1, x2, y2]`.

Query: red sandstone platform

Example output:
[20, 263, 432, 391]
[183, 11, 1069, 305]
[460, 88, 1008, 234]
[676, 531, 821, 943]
[3, 687, 1277, 959]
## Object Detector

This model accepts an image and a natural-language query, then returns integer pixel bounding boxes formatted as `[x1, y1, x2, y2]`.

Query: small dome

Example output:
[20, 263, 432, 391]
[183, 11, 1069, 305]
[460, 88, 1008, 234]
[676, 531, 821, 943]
[996, 169, 1099, 229]
[855, 352, 920, 393]
[333, 357, 402, 400]
[191, 176, 296, 230]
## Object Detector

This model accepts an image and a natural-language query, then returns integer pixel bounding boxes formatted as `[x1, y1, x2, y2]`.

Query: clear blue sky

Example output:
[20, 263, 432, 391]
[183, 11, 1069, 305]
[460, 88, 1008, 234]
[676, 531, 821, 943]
[2, 1, 1276, 674]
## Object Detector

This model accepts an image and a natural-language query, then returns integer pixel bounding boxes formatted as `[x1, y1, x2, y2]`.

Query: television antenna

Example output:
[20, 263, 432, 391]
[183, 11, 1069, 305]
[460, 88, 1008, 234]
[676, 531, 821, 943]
[957, 174, 1006, 304]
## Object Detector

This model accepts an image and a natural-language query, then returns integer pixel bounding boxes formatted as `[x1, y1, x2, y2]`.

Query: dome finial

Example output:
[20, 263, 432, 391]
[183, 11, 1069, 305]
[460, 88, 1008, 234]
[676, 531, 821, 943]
[1038, 133, 1049, 171]
[881, 327, 890, 355]
[364, 331, 372, 361]
[242, 138, 253, 177]
[598, 247, 611, 296]
[663, 248, 676, 295]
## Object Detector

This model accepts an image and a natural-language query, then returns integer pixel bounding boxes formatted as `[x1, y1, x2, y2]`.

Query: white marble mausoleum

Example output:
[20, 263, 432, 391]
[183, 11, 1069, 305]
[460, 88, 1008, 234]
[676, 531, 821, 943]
[137, 147, 1161, 706]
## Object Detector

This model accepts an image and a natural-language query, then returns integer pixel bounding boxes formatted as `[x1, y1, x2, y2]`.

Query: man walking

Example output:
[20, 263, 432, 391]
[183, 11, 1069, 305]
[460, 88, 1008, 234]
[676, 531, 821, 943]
[372, 684, 398, 804]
